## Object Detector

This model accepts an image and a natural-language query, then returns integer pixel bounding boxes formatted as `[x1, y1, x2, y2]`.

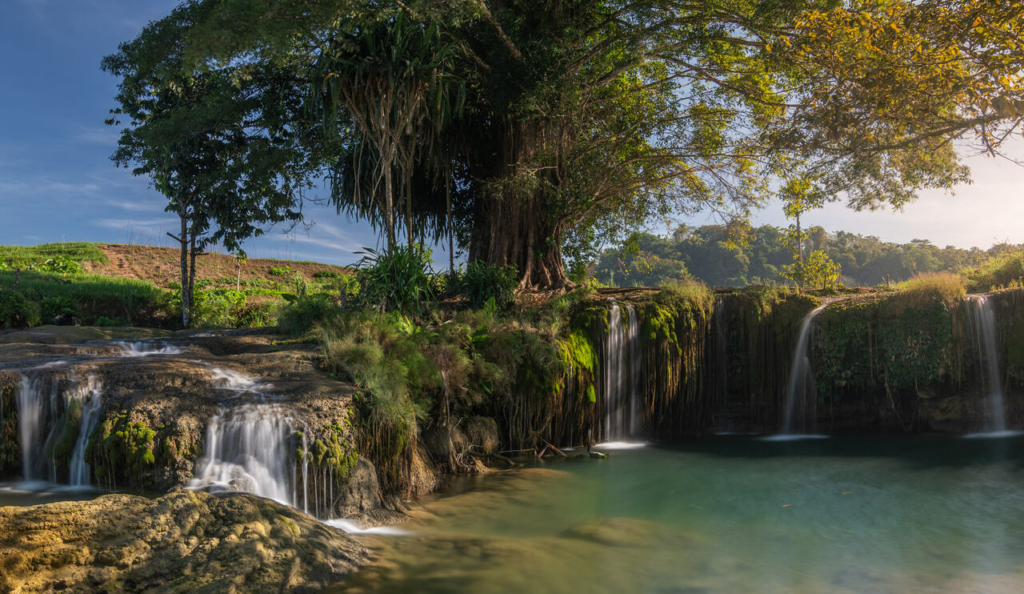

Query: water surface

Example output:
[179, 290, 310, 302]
[341, 435, 1024, 593]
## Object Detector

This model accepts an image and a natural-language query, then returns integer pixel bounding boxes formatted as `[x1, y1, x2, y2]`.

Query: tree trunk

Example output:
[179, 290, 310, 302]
[188, 233, 198, 324]
[467, 119, 574, 292]
[178, 212, 190, 328]
[469, 191, 572, 292]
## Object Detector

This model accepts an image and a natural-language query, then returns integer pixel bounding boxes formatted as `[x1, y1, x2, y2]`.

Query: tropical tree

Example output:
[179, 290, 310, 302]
[131, 0, 1024, 291]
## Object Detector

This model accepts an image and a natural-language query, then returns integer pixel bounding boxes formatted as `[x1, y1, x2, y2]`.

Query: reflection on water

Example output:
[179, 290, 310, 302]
[339, 435, 1024, 594]
[0, 482, 102, 508]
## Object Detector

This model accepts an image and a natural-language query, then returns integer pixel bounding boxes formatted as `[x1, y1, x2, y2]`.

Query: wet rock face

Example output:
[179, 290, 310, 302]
[0, 490, 370, 593]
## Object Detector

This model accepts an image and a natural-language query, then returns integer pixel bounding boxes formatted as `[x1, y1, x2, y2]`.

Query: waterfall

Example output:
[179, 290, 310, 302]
[17, 373, 61, 482]
[117, 341, 184, 357]
[602, 302, 641, 442]
[777, 302, 830, 437]
[188, 367, 300, 508]
[67, 376, 103, 487]
[187, 403, 299, 506]
[968, 296, 1008, 433]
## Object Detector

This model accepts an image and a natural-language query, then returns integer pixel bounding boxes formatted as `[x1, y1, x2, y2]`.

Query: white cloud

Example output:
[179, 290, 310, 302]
[92, 217, 178, 230]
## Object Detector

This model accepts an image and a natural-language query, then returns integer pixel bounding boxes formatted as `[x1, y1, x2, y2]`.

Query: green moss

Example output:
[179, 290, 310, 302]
[87, 412, 157, 489]
[0, 383, 18, 472]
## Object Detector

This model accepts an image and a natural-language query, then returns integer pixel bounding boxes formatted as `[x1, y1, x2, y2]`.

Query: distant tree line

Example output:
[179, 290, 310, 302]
[593, 225, 1006, 288]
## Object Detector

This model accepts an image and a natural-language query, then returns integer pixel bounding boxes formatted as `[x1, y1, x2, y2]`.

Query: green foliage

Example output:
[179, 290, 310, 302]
[448, 261, 518, 309]
[895, 272, 967, 311]
[278, 292, 338, 336]
[28, 256, 83, 275]
[269, 265, 292, 277]
[355, 246, 434, 314]
[0, 270, 168, 327]
[39, 295, 78, 321]
[0, 290, 41, 329]
[313, 270, 341, 279]
[964, 251, 1024, 292]
[782, 250, 842, 290]
[595, 226, 991, 288]
[0, 243, 107, 269]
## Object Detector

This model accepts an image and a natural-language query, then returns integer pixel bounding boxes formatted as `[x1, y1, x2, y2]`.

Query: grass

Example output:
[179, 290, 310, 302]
[0, 270, 170, 326]
[894, 272, 967, 310]
[0, 243, 108, 267]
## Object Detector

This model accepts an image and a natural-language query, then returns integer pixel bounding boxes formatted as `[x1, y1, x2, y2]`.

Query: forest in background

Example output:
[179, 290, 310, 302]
[593, 224, 1013, 288]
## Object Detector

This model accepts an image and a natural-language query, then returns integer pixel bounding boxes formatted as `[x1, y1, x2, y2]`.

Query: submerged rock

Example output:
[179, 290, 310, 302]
[0, 490, 370, 593]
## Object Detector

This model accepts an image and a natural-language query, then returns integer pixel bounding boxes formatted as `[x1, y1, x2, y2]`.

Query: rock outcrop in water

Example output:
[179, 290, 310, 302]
[0, 490, 369, 593]
[0, 328, 420, 520]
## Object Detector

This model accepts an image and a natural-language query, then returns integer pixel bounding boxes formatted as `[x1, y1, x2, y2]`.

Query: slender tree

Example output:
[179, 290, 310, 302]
[103, 3, 324, 325]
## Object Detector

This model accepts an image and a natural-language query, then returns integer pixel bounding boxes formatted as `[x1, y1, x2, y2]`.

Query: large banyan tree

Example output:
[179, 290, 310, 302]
[125, 0, 1024, 290]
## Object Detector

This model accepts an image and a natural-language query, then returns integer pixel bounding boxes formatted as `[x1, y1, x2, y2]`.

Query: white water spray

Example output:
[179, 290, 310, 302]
[188, 402, 298, 506]
[603, 302, 642, 441]
[967, 296, 1010, 435]
[117, 341, 184, 357]
[779, 303, 829, 436]
[67, 376, 103, 487]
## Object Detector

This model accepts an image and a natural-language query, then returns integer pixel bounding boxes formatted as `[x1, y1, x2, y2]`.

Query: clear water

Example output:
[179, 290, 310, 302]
[341, 435, 1024, 594]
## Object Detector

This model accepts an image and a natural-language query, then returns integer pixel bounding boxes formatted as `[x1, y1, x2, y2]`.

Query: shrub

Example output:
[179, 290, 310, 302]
[269, 265, 292, 277]
[0, 290, 41, 329]
[39, 295, 77, 321]
[233, 300, 275, 328]
[355, 246, 434, 314]
[278, 292, 338, 336]
[449, 261, 519, 309]
[313, 270, 342, 279]
[964, 251, 1024, 292]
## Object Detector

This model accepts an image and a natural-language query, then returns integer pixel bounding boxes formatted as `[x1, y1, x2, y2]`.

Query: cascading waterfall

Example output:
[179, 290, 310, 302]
[602, 302, 642, 442]
[117, 341, 184, 357]
[778, 302, 830, 437]
[187, 402, 299, 506]
[967, 296, 1009, 434]
[17, 372, 62, 483]
[67, 376, 102, 487]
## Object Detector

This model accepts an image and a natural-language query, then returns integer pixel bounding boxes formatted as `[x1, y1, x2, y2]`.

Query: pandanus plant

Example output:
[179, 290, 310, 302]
[312, 13, 465, 253]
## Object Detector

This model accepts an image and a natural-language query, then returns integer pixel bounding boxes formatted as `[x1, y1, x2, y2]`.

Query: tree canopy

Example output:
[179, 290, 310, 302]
[108, 0, 1024, 291]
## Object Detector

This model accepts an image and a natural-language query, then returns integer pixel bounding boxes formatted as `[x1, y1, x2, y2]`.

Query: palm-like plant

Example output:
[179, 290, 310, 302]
[313, 13, 464, 253]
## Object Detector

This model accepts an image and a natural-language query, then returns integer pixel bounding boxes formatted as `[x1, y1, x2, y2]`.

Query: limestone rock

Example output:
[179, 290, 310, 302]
[0, 490, 369, 593]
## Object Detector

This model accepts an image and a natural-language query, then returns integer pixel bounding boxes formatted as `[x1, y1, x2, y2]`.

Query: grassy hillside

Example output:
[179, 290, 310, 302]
[0, 243, 352, 329]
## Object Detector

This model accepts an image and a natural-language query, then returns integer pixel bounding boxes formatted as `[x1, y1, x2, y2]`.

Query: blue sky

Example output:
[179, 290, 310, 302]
[2, 0, 1023, 265]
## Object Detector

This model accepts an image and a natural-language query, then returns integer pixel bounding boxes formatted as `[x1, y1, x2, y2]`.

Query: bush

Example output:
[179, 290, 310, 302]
[449, 261, 519, 309]
[313, 270, 342, 279]
[0, 290, 41, 329]
[39, 295, 77, 321]
[233, 300, 275, 328]
[0, 270, 169, 327]
[355, 246, 434, 314]
[964, 251, 1024, 292]
[269, 265, 292, 277]
[278, 292, 338, 336]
